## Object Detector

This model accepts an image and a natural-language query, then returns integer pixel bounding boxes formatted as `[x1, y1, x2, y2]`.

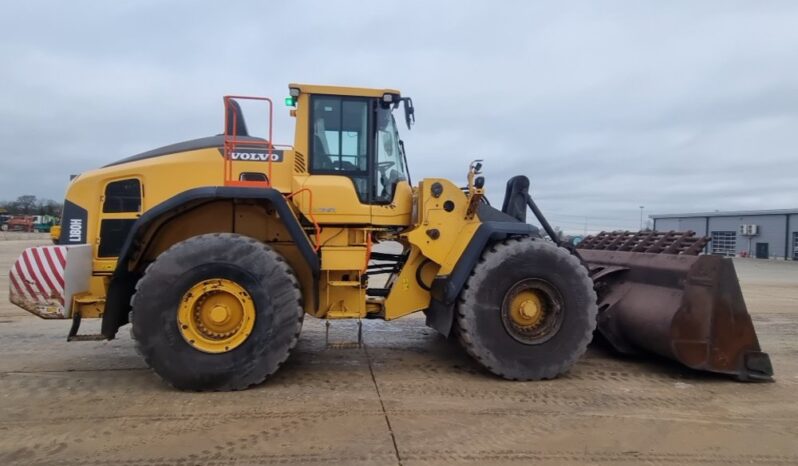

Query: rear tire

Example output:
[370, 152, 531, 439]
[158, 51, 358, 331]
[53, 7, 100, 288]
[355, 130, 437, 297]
[130, 233, 304, 391]
[456, 238, 597, 380]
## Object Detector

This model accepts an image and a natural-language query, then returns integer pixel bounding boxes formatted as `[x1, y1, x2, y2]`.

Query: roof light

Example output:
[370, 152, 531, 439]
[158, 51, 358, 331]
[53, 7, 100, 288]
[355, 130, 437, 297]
[289, 88, 300, 97]
[382, 93, 394, 103]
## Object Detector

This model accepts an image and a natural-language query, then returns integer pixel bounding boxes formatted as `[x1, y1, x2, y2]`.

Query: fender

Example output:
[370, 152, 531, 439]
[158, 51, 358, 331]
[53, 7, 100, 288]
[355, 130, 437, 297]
[425, 218, 538, 337]
[101, 186, 320, 338]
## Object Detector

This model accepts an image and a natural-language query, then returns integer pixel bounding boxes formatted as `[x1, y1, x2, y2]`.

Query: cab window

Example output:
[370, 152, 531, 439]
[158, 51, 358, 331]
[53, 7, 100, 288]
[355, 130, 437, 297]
[374, 106, 409, 202]
[310, 96, 369, 199]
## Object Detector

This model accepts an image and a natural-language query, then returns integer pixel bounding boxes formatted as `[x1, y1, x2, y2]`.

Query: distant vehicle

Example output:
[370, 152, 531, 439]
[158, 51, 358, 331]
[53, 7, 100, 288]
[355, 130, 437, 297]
[32, 215, 57, 233]
[0, 214, 58, 232]
[4, 216, 35, 232]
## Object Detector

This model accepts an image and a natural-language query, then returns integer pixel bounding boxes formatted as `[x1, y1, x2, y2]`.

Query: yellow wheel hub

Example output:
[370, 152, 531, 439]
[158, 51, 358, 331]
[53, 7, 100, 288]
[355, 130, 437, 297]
[177, 278, 255, 353]
[209, 305, 230, 324]
[509, 290, 545, 328]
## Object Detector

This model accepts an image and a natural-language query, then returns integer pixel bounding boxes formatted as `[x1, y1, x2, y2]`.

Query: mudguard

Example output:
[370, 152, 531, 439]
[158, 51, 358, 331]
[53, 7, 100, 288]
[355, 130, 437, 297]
[101, 186, 320, 338]
[425, 214, 537, 337]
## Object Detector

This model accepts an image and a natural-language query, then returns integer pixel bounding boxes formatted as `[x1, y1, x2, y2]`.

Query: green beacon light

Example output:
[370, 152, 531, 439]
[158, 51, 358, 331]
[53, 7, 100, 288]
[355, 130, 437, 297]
[285, 96, 296, 107]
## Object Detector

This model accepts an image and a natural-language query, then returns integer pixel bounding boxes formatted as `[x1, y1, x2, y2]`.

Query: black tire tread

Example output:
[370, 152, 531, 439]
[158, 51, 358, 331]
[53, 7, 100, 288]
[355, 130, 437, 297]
[129, 233, 303, 391]
[455, 237, 597, 380]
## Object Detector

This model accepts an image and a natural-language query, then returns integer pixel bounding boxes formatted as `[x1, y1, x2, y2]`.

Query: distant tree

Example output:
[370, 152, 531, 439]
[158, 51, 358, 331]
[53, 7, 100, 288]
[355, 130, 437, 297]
[13, 195, 37, 214]
[36, 199, 63, 217]
[0, 196, 62, 217]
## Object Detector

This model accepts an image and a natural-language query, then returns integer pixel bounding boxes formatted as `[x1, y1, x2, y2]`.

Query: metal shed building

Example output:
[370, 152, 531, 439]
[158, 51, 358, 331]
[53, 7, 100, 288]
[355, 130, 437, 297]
[650, 208, 798, 260]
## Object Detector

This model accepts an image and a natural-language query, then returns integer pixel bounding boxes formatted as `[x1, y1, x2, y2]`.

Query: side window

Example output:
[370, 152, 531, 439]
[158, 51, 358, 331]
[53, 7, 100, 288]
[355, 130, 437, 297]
[311, 96, 369, 199]
[374, 107, 408, 202]
[103, 179, 141, 213]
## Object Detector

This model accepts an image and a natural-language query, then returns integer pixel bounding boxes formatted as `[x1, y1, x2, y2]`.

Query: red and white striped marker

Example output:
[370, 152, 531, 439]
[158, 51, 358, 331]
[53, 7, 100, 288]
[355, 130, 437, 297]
[9, 246, 67, 305]
[8, 244, 96, 319]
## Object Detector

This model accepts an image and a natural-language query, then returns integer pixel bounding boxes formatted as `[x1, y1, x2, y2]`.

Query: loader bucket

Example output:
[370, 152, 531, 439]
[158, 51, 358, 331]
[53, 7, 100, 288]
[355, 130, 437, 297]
[577, 231, 773, 381]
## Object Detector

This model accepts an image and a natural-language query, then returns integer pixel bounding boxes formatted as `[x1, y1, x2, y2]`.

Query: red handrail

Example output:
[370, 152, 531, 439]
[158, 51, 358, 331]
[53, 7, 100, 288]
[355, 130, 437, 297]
[285, 188, 322, 251]
[222, 96, 322, 253]
[223, 95, 274, 186]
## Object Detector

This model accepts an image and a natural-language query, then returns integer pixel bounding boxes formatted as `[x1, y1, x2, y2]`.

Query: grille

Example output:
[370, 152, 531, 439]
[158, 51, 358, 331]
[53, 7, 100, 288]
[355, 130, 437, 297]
[294, 152, 306, 173]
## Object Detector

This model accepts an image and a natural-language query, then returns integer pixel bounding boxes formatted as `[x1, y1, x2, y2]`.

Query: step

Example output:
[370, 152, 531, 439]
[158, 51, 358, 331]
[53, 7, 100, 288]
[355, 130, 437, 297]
[67, 334, 107, 342]
[67, 311, 109, 342]
[366, 288, 389, 297]
[325, 320, 362, 349]
[328, 280, 361, 287]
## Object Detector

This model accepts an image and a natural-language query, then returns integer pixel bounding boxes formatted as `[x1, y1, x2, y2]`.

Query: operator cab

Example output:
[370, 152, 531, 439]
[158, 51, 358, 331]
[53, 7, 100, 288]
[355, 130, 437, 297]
[291, 84, 414, 206]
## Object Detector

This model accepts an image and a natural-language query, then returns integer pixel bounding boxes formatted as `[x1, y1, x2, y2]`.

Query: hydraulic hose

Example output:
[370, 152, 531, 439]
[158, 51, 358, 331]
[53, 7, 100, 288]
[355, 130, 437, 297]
[415, 258, 433, 291]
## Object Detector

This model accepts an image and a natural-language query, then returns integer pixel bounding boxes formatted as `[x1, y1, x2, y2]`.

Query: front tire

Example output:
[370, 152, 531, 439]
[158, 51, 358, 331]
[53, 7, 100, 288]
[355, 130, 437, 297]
[130, 233, 304, 391]
[456, 238, 597, 380]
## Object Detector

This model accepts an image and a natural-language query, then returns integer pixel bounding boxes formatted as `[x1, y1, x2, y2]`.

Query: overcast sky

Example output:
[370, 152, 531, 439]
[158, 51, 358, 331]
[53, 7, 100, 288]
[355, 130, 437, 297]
[1, 1, 797, 233]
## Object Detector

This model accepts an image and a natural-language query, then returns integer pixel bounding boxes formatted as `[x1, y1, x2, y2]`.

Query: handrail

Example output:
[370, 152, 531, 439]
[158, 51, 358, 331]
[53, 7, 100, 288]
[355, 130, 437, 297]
[285, 188, 322, 251]
[223, 95, 274, 186]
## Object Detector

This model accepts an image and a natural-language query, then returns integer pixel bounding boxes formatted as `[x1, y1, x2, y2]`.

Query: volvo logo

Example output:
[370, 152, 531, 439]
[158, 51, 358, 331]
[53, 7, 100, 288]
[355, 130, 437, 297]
[222, 149, 284, 162]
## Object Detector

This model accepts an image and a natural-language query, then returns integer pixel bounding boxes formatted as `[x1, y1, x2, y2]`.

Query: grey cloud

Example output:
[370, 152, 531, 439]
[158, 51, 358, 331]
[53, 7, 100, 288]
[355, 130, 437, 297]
[1, 1, 796, 233]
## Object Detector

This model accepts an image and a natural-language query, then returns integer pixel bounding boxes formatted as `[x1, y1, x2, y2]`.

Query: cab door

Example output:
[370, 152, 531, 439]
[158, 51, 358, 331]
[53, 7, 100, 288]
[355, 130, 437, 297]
[299, 95, 373, 224]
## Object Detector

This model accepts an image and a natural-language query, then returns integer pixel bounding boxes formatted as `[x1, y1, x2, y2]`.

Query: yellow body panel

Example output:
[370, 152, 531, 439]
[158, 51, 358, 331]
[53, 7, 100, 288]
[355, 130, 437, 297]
[382, 178, 481, 319]
[294, 175, 371, 224]
[406, 179, 481, 273]
[322, 247, 368, 271]
[383, 245, 440, 320]
[66, 147, 223, 263]
[371, 181, 413, 226]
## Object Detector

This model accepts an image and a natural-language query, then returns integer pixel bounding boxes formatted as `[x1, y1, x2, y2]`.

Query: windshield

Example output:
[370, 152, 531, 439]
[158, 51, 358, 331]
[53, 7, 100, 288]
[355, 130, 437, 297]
[374, 106, 409, 202]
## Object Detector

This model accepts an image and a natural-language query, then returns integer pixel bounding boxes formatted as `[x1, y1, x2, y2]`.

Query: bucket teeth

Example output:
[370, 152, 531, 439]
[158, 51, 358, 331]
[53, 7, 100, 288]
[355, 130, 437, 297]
[577, 230, 710, 255]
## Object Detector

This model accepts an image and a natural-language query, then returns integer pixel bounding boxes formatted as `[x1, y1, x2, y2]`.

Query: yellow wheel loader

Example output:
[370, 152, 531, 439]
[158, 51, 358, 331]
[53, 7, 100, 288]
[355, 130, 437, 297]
[8, 84, 772, 390]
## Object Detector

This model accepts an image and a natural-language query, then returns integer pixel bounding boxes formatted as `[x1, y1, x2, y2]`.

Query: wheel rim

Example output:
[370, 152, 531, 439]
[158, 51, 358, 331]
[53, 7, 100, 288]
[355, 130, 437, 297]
[177, 278, 256, 353]
[501, 278, 564, 345]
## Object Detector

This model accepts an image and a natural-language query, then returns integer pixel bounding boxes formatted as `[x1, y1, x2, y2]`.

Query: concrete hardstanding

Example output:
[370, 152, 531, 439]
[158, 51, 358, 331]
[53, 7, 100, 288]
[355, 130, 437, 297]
[1, 233, 797, 465]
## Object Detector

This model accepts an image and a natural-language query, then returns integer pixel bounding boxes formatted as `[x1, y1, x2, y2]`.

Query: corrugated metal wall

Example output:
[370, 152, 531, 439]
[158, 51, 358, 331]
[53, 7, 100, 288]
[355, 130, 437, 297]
[653, 213, 797, 259]
[708, 215, 786, 258]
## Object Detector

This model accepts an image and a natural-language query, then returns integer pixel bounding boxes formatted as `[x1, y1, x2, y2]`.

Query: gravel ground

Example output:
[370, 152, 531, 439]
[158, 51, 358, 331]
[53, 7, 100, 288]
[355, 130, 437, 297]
[0, 233, 796, 465]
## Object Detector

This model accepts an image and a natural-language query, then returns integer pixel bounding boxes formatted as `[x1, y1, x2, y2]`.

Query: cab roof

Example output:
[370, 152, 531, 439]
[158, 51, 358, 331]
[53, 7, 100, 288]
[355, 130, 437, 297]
[288, 83, 401, 98]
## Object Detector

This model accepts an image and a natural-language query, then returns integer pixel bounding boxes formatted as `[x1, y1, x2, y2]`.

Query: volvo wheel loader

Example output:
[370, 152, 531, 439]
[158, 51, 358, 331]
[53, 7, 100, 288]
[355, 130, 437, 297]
[8, 84, 772, 390]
